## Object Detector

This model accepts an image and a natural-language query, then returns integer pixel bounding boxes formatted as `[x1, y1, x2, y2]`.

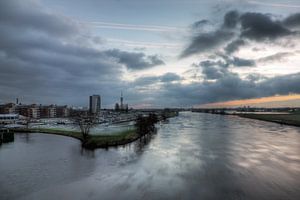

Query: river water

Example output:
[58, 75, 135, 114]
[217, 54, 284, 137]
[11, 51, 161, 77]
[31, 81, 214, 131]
[0, 112, 300, 200]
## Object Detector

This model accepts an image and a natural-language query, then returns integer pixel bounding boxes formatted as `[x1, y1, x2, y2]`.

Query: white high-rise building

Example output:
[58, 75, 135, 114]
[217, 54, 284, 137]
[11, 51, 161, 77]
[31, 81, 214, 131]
[89, 95, 101, 114]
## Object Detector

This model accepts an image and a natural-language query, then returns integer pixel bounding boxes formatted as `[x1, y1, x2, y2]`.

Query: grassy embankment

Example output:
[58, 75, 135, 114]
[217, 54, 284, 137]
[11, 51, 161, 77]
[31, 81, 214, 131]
[13, 128, 138, 149]
[12, 112, 178, 149]
[237, 114, 300, 127]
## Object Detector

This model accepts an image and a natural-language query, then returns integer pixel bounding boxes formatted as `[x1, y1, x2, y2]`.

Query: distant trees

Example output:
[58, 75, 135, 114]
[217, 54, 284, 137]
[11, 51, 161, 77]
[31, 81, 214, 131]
[135, 113, 158, 136]
[73, 114, 96, 140]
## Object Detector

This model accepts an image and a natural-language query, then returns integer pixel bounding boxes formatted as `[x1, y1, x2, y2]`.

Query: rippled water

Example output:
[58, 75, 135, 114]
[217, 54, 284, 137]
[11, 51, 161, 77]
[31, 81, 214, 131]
[0, 112, 300, 200]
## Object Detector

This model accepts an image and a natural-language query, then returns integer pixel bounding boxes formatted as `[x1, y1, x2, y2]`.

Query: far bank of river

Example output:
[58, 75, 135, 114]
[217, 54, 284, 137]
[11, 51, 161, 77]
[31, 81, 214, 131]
[237, 113, 300, 127]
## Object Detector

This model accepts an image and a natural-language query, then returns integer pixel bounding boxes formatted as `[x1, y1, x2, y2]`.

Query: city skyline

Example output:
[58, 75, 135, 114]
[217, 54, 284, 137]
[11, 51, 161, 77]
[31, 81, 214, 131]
[0, 0, 300, 108]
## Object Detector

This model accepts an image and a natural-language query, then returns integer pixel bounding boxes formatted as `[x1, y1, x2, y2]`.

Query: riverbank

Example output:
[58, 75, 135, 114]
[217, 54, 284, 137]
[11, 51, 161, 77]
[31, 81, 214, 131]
[237, 113, 300, 127]
[12, 128, 138, 149]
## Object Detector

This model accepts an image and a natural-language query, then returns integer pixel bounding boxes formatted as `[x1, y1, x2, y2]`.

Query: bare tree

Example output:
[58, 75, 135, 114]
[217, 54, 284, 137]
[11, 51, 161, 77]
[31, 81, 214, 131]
[73, 114, 96, 140]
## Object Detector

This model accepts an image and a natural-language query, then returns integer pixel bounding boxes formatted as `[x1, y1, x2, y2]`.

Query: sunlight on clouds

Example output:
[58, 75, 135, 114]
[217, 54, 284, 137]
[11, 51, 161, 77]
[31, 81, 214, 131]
[199, 94, 300, 108]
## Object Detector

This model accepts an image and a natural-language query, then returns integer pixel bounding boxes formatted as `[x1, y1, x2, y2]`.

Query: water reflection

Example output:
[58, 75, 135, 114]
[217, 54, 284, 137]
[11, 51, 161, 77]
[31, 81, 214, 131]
[0, 112, 300, 200]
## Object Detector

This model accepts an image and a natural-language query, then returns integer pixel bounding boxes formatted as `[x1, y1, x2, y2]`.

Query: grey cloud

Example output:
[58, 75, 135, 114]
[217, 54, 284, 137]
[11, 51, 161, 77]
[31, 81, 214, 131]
[192, 20, 210, 29]
[261, 73, 300, 95]
[0, 0, 79, 37]
[240, 12, 292, 41]
[133, 73, 181, 86]
[180, 30, 234, 58]
[181, 11, 300, 58]
[199, 58, 254, 82]
[200, 59, 228, 69]
[156, 72, 300, 106]
[223, 10, 239, 29]
[231, 57, 255, 67]
[160, 73, 181, 82]
[246, 73, 267, 82]
[0, 0, 165, 106]
[224, 39, 245, 54]
[202, 65, 228, 80]
[283, 13, 300, 28]
[257, 52, 295, 63]
[104, 49, 165, 70]
[200, 55, 255, 71]
[1, 0, 300, 107]
[133, 76, 160, 86]
[181, 10, 240, 58]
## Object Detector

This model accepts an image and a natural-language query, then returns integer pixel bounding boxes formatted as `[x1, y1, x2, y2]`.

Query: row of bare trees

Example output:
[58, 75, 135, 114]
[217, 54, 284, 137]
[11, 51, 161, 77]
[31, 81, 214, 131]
[73, 113, 160, 141]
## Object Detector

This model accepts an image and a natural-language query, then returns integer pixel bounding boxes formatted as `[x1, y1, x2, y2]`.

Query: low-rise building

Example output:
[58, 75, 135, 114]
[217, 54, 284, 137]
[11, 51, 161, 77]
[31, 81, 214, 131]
[17, 104, 40, 119]
[56, 106, 70, 117]
[40, 105, 56, 118]
[0, 103, 16, 114]
[0, 114, 20, 124]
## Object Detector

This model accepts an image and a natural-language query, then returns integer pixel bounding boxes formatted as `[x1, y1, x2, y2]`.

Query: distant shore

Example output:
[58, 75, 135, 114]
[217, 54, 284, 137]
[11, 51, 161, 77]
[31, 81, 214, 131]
[237, 113, 300, 127]
[13, 128, 139, 149]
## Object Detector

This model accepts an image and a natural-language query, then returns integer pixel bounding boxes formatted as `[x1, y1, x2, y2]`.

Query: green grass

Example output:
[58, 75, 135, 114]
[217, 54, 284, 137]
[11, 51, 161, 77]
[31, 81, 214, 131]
[13, 127, 138, 149]
[83, 129, 139, 149]
[238, 114, 300, 127]
[14, 128, 82, 139]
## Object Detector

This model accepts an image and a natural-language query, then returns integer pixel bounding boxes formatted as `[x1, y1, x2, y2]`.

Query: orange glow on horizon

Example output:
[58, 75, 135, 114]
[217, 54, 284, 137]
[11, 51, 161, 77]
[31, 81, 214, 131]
[199, 94, 300, 108]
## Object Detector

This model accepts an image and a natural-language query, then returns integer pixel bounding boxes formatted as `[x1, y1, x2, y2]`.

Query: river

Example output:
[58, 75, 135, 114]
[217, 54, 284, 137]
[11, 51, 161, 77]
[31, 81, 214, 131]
[0, 112, 300, 200]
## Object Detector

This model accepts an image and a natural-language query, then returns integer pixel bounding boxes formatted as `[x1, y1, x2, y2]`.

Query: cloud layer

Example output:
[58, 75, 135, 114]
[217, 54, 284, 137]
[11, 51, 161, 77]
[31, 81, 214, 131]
[1, 1, 299, 107]
[0, 0, 165, 106]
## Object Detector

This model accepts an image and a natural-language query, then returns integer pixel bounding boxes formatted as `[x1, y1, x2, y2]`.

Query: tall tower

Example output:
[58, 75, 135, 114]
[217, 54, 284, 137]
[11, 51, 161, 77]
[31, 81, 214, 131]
[120, 91, 123, 110]
[89, 95, 101, 114]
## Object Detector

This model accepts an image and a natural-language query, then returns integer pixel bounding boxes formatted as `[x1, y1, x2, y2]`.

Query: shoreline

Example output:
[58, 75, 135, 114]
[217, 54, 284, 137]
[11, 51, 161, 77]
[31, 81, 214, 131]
[12, 128, 139, 149]
[237, 114, 300, 127]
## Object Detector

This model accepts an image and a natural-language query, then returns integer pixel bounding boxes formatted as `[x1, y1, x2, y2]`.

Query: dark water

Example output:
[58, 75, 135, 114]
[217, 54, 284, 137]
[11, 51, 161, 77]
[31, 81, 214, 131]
[1, 112, 300, 200]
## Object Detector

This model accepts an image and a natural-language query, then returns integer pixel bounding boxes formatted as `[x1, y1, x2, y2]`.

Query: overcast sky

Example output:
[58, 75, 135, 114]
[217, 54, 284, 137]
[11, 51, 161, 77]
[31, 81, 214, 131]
[0, 0, 300, 108]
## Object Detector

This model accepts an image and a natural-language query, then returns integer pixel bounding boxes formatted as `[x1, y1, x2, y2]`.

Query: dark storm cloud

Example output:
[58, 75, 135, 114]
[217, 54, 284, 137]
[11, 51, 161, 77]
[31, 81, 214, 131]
[181, 11, 300, 57]
[180, 30, 234, 58]
[239, 12, 291, 41]
[181, 10, 239, 58]
[104, 49, 165, 70]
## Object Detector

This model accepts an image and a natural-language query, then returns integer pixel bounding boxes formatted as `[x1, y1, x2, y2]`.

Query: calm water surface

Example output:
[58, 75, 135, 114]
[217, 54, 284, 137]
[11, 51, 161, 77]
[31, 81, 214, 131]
[1, 112, 300, 200]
